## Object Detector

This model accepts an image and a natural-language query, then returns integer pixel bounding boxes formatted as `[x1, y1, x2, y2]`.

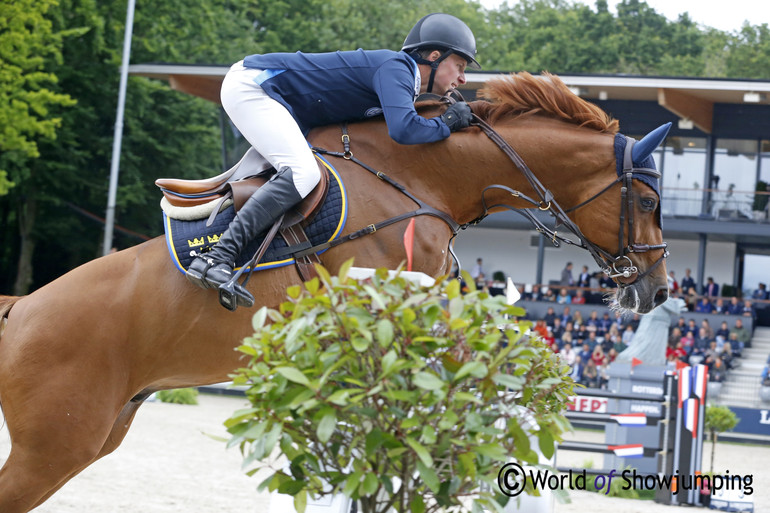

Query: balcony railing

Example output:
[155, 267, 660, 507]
[661, 186, 770, 222]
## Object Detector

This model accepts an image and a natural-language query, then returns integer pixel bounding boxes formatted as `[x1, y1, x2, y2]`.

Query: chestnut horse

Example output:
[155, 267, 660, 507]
[0, 72, 669, 512]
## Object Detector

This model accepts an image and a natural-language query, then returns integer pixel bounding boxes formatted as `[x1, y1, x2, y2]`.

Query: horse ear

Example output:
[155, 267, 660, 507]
[632, 122, 672, 163]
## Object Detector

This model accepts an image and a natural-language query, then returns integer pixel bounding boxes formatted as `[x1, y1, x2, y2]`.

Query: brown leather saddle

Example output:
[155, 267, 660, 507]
[155, 156, 331, 282]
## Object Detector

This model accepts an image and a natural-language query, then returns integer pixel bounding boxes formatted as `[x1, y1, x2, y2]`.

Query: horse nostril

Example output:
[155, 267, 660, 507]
[654, 286, 669, 308]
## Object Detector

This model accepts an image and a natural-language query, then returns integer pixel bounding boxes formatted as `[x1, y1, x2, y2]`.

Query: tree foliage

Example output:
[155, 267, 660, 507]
[226, 263, 573, 513]
[0, 0, 77, 195]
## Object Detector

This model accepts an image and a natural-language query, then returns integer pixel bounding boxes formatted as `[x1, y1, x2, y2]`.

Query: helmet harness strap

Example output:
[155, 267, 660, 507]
[409, 49, 455, 93]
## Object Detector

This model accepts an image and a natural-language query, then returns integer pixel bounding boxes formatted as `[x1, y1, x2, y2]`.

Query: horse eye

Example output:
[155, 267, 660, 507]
[640, 197, 656, 211]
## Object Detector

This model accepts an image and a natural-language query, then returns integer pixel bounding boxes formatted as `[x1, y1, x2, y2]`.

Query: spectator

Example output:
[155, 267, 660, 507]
[556, 288, 572, 304]
[552, 318, 565, 344]
[721, 342, 737, 370]
[680, 268, 696, 295]
[667, 271, 679, 296]
[541, 288, 556, 302]
[578, 342, 592, 364]
[543, 306, 557, 328]
[689, 343, 706, 365]
[582, 359, 599, 388]
[727, 332, 744, 357]
[700, 319, 714, 340]
[715, 321, 730, 343]
[572, 289, 587, 305]
[668, 327, 683, 349]
[685, 286, 699, 311]
[675, 316, 687, 333]
[685, 319, 698, 338]
[712, 298, 727, 314]
[704, 341, 720, 369]
[488, 271, 506, 296]
[666, 341, 688, 362]
[572, 310, 585, 328]
[534, 320, 549, 340]
[470, 257, 484, 280]
[695, 327, 713, 351]
[742, 299, 756, 320]
[730, 319, 751, 347]
[599, 273, 616, 289]
[559, 306, 573, 326]
[586, 331, 601, 352]
[709, 357, 727, 382]
[591, 345, 606, 366]
[560, 342, 577, 366]
[560, 262, 574, 287]
[695, 296, 714, 313]
[598, 312, 612, 337]
[680, 330, 695, 355]
[628, 314, 641, 332]
[585, 310, 600, 333]
[752, 283, 768, 301]
[727, 296, 742, 315]
[606, 347, 618, 363]
[703, 277, 719, 298]
[569, 355, 584, 382]
[598, 357, 611, 388]
[562, 330, 574, 350]
[622, 325, 635, 346]
[577, 265, 591, 288]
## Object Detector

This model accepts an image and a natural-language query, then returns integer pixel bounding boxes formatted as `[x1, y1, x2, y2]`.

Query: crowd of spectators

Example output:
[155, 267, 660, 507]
[461, 258, 769, 391]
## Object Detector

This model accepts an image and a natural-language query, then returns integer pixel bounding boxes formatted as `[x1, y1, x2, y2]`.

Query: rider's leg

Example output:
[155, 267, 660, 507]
[186, 62, 320, 306]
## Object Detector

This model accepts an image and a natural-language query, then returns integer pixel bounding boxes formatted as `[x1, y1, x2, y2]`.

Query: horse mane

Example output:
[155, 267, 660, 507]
[472, 72, 619, 134]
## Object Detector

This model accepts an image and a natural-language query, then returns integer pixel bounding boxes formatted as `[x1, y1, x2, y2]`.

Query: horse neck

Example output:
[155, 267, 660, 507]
[312, 116, 616, 226]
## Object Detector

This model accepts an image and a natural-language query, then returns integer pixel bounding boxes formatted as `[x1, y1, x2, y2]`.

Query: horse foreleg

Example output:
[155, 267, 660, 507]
[24, 399, 146, 512]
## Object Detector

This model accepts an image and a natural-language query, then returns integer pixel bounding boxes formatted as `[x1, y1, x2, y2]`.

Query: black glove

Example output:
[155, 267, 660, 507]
[440, 102, 473, 132]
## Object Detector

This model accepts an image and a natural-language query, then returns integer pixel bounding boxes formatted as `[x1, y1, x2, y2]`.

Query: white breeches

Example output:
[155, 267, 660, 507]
[220, 61, 321, 198]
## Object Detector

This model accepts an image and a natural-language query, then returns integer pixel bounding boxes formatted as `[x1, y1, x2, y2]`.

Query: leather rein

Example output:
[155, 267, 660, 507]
[302, 98, 668, 284]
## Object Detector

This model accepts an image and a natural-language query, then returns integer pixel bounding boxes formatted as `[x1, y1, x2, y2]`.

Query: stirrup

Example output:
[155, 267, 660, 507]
[218, 281, 255, 311]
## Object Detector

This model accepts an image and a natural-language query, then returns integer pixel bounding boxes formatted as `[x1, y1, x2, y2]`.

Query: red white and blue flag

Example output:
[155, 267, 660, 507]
[608, 444, 644, 458]
[684, 397, 700, 439]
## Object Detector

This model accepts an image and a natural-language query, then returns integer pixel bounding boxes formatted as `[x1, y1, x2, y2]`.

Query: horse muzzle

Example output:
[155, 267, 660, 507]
[616, 278, 669, 314]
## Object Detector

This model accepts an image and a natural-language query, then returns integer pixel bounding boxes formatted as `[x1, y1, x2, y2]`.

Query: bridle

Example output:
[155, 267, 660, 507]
[303, 95, 668, 286]
[461, 99, 669, 285]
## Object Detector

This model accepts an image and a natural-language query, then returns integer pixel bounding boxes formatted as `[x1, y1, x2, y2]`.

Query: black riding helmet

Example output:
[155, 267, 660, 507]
[402, 13, 479, 93]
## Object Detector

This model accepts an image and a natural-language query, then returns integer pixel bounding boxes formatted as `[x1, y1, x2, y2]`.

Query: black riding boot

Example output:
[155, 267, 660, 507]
[186, 167, 304, 308]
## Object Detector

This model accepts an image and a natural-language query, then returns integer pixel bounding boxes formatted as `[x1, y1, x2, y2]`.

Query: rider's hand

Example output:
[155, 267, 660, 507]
[440, 102, 473, 132]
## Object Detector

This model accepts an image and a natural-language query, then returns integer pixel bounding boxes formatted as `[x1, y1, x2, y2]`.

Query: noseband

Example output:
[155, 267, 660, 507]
[467, 109, 669, 285]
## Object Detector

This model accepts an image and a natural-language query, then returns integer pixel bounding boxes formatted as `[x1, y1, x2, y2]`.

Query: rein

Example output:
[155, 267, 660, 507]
[300, 97, 667, 284]
[468, 109, 668, 283]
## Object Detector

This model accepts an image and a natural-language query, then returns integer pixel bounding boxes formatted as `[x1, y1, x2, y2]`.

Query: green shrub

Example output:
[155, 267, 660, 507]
[156, 388, 199, 405]
[225, 260, 573, 513]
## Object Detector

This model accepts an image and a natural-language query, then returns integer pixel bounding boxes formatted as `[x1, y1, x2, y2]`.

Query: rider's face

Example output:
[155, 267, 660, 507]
[421, 52, 467, 94]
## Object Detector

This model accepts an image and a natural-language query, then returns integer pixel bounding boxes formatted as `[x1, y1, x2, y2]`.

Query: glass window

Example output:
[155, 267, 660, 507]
[712, 139, 758, 219]
[659, 136, 707, 217]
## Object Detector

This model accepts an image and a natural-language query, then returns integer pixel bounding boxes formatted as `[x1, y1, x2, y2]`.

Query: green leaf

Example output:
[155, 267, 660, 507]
[343, 470, 363, 497]
[375, 319, 394, 347]
[538, 429, 555, 459]
[287, 285, 302, 299]
[362, 472, 379, 495]
[474, 443, 508, 461]
[251, 307, 269, 332]
[455, 361, 488, 380]
[414, 371, 444, 391]
[351, 335, 371, 352]
[416, 460, 439, 493]
[317, 410, 337, 443]
[410, 495, 426, 513]
[275, 367, 311, 387]
[294, 489, 307, 513]
[406, 438, 433, 467]
[326, 389, 353, 406]
[338, 258, 354, 283]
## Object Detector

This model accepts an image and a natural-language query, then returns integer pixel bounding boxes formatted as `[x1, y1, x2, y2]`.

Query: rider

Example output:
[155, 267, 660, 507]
[186, 13, 479, 307]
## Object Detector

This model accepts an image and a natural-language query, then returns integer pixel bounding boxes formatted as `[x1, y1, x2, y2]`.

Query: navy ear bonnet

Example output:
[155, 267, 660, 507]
[613, 122, 671, 227]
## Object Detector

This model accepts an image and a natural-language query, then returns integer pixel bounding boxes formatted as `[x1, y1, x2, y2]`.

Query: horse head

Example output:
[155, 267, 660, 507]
[469, 73, 670, 314]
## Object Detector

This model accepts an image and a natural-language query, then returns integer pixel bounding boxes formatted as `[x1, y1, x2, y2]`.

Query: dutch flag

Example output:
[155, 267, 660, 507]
[608, 444, 644, 458]
[610, 413, 647, 426]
